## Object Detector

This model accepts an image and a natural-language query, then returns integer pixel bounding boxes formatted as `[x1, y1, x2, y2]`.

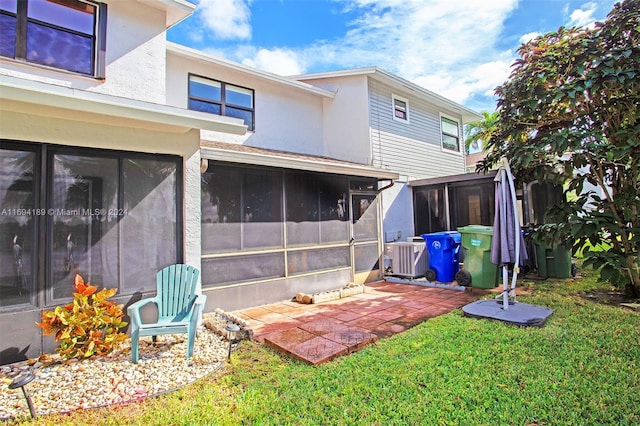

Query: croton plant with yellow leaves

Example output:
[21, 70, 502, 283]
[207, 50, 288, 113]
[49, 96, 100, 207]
[37, 274, 128, 360]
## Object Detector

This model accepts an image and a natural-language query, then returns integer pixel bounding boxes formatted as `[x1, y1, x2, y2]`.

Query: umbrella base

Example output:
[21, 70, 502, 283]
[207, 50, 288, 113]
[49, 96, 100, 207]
[462, 299, 554, 327]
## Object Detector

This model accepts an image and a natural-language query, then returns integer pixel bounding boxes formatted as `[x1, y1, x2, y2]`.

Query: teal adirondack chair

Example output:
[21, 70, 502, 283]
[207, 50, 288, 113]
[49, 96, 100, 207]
[127, 264, 207, 363]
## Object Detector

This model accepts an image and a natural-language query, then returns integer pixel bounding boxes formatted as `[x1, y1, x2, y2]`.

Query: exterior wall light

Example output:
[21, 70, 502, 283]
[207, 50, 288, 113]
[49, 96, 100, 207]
[200, 158, 209, 174]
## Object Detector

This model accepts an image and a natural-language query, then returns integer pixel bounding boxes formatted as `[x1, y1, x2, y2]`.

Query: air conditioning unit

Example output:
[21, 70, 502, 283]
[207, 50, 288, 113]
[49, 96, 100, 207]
[407, 236, 425, 242]
[390, 242, 428, 278]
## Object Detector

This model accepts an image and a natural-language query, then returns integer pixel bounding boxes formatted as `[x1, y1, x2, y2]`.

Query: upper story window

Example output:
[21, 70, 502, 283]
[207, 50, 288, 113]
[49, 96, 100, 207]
[441, 116, 460, 152]
[392, 94, 409, 123]
[0, 0, 107, 78]
[188, 74, 255, 131]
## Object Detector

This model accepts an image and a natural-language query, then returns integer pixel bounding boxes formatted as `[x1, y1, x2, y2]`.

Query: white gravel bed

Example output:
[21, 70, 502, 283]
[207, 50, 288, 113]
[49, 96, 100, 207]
[0, 327, 230, 420]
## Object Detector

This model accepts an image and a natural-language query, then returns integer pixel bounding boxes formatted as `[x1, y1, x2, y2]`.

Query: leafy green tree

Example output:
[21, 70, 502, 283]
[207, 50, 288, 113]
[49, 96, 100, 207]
[479, 0, 640, 296]
[464, 111, 499, 154]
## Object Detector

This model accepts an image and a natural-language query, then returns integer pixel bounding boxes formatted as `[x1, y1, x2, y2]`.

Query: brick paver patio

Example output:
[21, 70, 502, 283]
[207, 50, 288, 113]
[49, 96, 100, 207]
[233, 281, 483, 365]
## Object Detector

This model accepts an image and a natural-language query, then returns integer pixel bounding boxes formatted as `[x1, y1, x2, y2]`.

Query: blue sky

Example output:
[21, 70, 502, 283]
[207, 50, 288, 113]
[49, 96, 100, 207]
[168, 0, 617, 112]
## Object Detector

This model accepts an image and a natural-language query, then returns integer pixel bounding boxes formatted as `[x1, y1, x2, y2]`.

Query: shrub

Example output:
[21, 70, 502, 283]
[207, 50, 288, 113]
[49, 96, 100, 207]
[36, 274, 128, 360]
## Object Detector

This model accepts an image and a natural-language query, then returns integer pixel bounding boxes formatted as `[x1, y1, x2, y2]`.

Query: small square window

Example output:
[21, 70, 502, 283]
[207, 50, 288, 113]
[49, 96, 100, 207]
[392, 95, 409, 122]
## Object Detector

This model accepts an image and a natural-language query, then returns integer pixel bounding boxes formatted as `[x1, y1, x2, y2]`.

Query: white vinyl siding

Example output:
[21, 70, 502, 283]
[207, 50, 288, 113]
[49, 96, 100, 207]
[369, 79, 465, 180]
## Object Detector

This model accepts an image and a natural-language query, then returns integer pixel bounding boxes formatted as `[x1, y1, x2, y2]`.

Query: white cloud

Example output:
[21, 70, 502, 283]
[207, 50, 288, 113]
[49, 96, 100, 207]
[470, 59, 514, 97]
[519, 32, 540, 44]
[413, 58, 513, 105]
[303, 0, 518, 108]
[196, 0, 252, 40]
[567, 2, 599, 28]
[205, 0, 519, 111]
[242, 48, 304, 76]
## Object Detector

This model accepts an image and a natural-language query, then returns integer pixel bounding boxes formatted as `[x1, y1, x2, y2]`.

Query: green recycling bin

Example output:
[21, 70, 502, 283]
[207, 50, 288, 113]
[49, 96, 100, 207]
[534, 240, 573, 279]
[457, 225, 499, 289]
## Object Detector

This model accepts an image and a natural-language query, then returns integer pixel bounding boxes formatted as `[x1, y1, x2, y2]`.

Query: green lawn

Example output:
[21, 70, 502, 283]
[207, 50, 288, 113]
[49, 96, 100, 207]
[11, 268, 640, 426]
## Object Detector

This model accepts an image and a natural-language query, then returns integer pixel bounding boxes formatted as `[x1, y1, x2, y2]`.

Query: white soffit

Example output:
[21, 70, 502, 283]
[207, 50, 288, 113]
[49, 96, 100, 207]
[0, 74, 247, 135]
[136, 0, 196, 28]
[201, 144, 398, 180]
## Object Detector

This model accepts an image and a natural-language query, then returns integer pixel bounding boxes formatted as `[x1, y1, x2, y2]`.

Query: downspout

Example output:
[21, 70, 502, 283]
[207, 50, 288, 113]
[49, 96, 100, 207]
[376, 178, 395, 277]
[377, 179, 395, 192]
[444, 183, 451, 230]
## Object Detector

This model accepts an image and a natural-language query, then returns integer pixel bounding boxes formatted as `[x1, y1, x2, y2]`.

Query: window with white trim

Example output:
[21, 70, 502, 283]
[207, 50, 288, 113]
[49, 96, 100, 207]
[441, 116, 460, 151]
[392, 94, 409, 122]
[188, 74, 255, 131]
[0, 0, 107, 78]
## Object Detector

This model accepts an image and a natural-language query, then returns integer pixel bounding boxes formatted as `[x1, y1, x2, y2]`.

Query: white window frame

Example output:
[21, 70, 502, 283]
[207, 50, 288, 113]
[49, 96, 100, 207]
[391, 94, 410, 123]
[440, 114, 461, 153]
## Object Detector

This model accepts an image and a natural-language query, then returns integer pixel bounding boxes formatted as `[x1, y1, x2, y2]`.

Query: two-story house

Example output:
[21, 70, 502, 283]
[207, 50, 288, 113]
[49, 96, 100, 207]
[0, 0, 479, 364]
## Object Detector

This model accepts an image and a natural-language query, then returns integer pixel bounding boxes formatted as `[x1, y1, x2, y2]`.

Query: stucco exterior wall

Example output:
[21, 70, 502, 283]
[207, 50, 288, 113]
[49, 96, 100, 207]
[183, 150, 202, 273]
[0, 0, 167, 103]
[166, 52, 326, 157]
[99, 0, 167, 103]
[465, 151, 486, 173]
[302, 76, 372, 164]
[0, 106, 203, 362]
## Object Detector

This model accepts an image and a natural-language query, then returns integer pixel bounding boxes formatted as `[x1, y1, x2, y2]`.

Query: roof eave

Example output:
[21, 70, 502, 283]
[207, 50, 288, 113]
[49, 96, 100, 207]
[409, 170, 497, 187]
[370, 68, 482, 123]
[167, 42, 336, 99]
[201, 144, 399, 180]
[136, 0, 196, 29]
[0, 74, 247, 135]
[294, 67, 482, 123]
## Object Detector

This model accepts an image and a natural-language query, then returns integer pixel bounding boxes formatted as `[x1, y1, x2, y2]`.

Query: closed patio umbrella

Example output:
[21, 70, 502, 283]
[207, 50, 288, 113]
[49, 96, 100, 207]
[491, 158, 528, 310]
[462, 160, 553, 327]
[462, 161, 553, 326]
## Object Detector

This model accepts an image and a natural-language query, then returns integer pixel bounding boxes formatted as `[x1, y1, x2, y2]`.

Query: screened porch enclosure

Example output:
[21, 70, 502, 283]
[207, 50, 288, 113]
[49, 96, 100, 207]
[0, 144, 181, 306]
[200, 162, 383, 300]
[412, 173, 497, 235]
[0, 141, 183, 364]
